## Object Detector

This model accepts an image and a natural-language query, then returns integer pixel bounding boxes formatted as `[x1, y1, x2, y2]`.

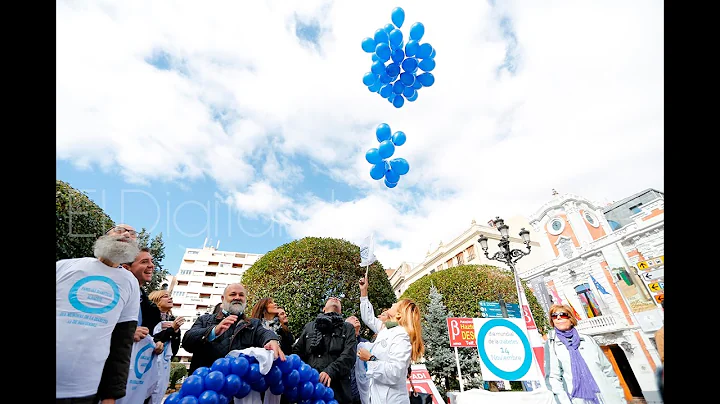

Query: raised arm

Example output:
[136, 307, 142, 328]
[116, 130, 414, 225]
[359, 274, 384, 334]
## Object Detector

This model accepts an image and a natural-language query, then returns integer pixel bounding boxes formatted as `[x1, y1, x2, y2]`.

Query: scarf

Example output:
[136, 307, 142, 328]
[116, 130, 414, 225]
[160, 311, 174, 321]
[262, 317, 283, 334]
[554, 327, 601, 404]
[384, 320, 399, 329]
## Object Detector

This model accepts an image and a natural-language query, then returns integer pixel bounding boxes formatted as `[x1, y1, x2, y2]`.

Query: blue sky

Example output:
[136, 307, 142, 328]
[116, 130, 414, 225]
[57, 0, 664, 275]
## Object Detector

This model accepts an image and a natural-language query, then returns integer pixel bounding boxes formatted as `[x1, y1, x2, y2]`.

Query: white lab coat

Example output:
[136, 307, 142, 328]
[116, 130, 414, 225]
[544, 331, 627, 404]
[365, 326, 412, 404]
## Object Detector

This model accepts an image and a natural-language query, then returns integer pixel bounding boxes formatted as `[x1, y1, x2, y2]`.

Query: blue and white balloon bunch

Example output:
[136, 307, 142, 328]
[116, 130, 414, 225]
[165, 354, 339, 404]
[361, 7, 437, 108]
[365, 123, 410, 188]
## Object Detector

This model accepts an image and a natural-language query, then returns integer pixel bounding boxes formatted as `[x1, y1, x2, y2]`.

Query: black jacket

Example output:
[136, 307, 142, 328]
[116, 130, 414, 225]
[294, 313, 357, 404]
[182, 310, 280, 374]
[278, 327, 295, 356]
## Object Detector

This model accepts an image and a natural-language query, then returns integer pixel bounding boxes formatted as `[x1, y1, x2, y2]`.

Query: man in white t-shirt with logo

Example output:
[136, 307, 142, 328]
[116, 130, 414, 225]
[56, 225, 142, 404]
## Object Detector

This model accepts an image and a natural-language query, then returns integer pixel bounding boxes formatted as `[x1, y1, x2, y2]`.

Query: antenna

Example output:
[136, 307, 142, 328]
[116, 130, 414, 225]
[203, 237, 208, 249]
[216, 240, 220, 249]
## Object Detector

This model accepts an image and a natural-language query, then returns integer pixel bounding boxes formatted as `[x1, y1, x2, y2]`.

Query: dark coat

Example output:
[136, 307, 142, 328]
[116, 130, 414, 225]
[294, 315, 357, 404]
[182, 310, 280, 374]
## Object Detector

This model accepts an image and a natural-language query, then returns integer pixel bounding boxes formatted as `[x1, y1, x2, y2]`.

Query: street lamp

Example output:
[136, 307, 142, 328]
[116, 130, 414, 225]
[478, 217, 533, 312]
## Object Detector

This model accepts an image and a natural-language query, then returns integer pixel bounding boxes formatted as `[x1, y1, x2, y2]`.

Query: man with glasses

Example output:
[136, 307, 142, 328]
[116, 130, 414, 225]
[57, 224, 142, 403]
[294, 297, 357, 403]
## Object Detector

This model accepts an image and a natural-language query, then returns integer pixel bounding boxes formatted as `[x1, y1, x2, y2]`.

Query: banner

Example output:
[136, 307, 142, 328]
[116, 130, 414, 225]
[406, 364, 444, 404]
[117, 335, 159, 404]
[359, 234, 377, 267]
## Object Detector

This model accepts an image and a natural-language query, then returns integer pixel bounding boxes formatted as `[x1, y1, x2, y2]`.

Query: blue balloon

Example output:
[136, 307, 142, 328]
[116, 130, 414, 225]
[401, 57, 418, 73]
[372, 53, 379, 62]
[388, 93, 396, 103]
[392, 95, 405, 108]
[384, 178, 398, 188]
[284, 386, 299, 402]
[362, 72, 377, 86]
[378, 140, 395, 159]
[383, 23, 395, 33]
[370, 163, 386, 180]
[391, 40, 404, 51]
[407, 91, 418, 102]
[234, 381, 251, 399]
[270, 381, 285, 395]
[287, 354, 302, 369]
[180, 397, 199, 404]
[385, 169, 400, 184]
[181, 375, 205, 397]
[371, 60, 386, 75]
[405, 40, 420, 57]
[379, 84, 393, 98]
[299, 381, 315, 400]
[246, 363, 262, 383]
[283, 369, 301, 387]
[391, 7, 405, 28]
[389, 29, 403, 48]
[193, 367, 211, 378]
[375, 43, 391, 61]
[417, 43, 433, 59]
[361, 37, 375, 53]
[204, 371, 226, 392]
[386, 63, 400, 77]
[324, 387, 335, 401]
[298, 364, 313, 383]
[198, 390, 219, 404]
[211, 358, 231, 376]
[418, 58, 436, 72]
[412, 80, 423, 90]
[221, 374, 242, 397]
[368, 80, 382, 92]
[399, 72, 415, 86]
[376, 123, 391, 142]
[230, 356, 249, 377]
[391, 131, 407, 146]
[373, 29, 389, 45]
[309, 368, 320, 385]
[409, 22, 425, 41]
[166, 393, 183, 404]
[392, 81, 405, 95]
[402, 86, 416, 98]
[429, 48, 436, 58]
[327, 400, 339, 404]
[265, 365, 283, 386]
[313, 382, 327, 399]
[217, 395, 229, 404]
[417, 72, 435, 87]
[390, 157, 410, 175]
[250, 377, 267, 392]
[379, 73, 393, 84]
[391, 48, 405, 64]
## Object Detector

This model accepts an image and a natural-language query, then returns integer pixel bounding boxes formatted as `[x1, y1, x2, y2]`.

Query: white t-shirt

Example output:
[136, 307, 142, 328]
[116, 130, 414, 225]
[56, 257, 141, 399]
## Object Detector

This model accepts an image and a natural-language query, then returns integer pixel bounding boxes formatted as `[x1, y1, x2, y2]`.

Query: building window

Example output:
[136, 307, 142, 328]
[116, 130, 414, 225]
[209, 261, 219, 267]
[466, 245, 476, 260]
[547, 217, 565, 235]
[446, 259, 453, 268]
[177, 281, 189, 286]
[183, 259, 195, 264]
[437, 265, 442, 272]
[574, 283, 602, 318]
[202, 282, 214, 288]
[455, 252, 464, 266]
[583, 211, 600, 228]
[206, 272, 217, 277]
[232, 263, 243, 268]
[187, 250, 199, 255]
[235, 253, 246, 258]
[200, 293, 211, 299]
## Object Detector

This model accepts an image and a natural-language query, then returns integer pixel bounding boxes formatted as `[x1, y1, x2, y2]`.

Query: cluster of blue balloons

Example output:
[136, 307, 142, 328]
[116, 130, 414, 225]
[365, 123, 410, 188]
[165, 353, 339, 404]
[361, 7, 437, 108]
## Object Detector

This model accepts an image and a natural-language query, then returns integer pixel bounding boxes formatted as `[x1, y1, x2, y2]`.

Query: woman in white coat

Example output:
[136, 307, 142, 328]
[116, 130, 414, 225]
[357, 274, 425, 404]
[544, 304, 626, 404]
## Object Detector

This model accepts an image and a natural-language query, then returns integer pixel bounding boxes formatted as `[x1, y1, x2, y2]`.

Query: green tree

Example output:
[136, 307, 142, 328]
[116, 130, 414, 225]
[241, 237, 397, 339]
[137, 228, 169, 294]
[56, 180, 115, 261]
[400, 264, 550, 336]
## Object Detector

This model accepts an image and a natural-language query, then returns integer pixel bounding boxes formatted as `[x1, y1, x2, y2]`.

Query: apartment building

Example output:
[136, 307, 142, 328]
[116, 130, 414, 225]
[168, 242, 263, 367]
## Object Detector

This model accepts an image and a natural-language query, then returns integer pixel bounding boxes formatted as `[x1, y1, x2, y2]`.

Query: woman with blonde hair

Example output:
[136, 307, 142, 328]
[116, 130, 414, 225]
[544, 304, 626, 404]
[148, 290, 184, 403]
[357, 274, 425, 403]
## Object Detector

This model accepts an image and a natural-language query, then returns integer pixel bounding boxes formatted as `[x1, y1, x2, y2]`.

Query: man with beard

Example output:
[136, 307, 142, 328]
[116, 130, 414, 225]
[182, 283, 286, 374]
[56, 224, 142, 403]
[294, 297, 357, 404]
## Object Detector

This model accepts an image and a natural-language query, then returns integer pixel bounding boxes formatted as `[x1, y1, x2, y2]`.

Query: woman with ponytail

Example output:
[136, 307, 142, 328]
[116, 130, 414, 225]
[544, 304, 626, 404]
[357, 273, 425, 403]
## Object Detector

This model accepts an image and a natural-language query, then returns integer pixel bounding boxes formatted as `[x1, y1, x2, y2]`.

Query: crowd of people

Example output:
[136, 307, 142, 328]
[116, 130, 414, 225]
[57, 223, 659, 404]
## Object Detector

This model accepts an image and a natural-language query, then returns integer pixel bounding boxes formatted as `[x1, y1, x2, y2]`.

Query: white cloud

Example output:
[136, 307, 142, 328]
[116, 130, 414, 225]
[57, 0, 663, 268]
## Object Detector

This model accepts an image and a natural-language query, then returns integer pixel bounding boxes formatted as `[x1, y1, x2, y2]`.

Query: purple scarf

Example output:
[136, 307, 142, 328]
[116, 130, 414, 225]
[555, 327, 601, 403]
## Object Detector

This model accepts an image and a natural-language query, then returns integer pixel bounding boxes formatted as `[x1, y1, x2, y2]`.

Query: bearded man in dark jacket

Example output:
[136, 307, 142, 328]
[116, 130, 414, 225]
[182, 283, 285, 374]
[294, 297, 357, 404]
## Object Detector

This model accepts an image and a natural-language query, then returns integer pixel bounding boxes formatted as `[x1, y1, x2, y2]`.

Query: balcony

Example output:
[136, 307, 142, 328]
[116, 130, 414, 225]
[575, 315, 626, 334]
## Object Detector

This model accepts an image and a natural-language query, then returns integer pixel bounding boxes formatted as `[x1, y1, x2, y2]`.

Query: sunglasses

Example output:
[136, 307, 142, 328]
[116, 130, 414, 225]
[108, 226, 137, 236]
[551, 313, 570, 320]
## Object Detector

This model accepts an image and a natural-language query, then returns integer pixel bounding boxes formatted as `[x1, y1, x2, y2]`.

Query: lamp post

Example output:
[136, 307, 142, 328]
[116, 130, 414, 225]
[477, 217, 532, 317]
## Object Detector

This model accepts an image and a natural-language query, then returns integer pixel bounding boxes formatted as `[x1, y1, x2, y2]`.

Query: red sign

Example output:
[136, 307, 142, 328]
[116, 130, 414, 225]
[447, 317, 476, 347]
[522, 305, 537, 330]
[406, 366, 442, 404]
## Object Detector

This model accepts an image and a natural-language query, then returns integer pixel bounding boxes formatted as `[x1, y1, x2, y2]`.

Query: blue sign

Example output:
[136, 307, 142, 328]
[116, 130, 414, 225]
[506, 303, 522, 318]
[476, 318, 533, 380]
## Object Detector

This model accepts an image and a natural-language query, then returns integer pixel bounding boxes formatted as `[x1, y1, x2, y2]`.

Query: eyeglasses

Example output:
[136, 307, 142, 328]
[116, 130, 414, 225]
[108, 226, 137, 236]
[551, 313, 570, 320]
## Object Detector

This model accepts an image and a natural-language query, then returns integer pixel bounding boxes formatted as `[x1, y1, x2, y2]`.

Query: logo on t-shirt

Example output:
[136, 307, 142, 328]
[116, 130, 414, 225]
[134, 343, 155, 379]
[68, 275, 120, 314]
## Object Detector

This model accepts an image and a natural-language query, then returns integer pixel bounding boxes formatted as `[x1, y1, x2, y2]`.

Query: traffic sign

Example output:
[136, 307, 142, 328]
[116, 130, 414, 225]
[648, 281, 664, 292]
[479, 301, 502, 309]
[506, 303, 522, 318]
[654, 293, 664, 304]
[636, 255, 664, 271]
[641, 268, 664, 281]
[479, 308, 504, 318]
[447, 317, 477, 347]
